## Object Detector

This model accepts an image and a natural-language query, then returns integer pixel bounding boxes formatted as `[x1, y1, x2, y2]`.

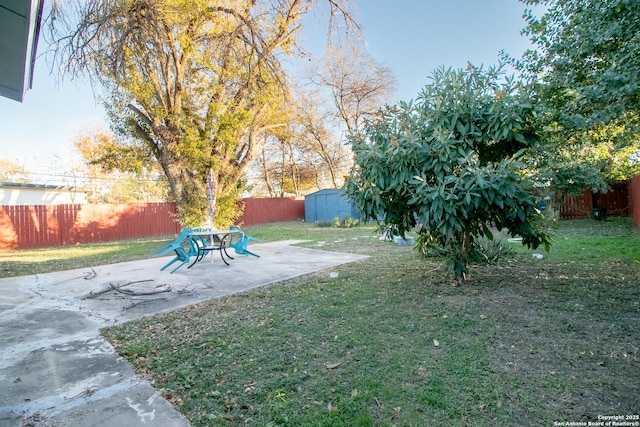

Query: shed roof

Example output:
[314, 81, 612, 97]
[305, 188, 343, 197]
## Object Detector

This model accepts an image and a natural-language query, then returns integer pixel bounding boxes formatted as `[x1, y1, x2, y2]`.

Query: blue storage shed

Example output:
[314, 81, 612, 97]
[304, 189, 361, 222]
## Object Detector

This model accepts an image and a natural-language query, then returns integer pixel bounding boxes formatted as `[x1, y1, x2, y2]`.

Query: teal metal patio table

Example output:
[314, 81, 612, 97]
[190, 229, 242, 267]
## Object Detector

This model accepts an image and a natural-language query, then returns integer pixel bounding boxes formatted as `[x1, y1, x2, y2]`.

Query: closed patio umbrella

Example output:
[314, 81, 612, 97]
[206, 168, 216, 228]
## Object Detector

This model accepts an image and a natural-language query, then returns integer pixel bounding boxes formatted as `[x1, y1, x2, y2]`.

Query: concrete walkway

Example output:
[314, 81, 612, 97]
[0, 240, 368, 426]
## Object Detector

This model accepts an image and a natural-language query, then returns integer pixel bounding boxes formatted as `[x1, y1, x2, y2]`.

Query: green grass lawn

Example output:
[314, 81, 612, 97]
[92, 218, 639, 426]
[0, 237, 172, 278]
[1, 218, 638, 425]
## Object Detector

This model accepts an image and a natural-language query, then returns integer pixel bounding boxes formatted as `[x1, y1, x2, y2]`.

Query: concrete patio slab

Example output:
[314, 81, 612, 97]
[0, 240, 368, 426]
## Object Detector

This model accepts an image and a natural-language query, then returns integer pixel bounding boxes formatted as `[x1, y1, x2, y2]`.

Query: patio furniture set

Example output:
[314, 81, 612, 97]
[152, 226, 261, 273]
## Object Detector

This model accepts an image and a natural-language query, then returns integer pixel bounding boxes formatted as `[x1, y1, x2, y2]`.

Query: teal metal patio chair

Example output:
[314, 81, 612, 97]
[152, 228, 197, 273]
[228, 226, 262, 257]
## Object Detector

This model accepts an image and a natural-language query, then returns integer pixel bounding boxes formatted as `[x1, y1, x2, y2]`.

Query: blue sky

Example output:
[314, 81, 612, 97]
[0, 0, 539, 168]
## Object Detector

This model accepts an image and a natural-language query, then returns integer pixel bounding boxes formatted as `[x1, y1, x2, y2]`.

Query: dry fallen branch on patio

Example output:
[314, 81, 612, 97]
[82, 280, 198, 300]
[121, 286, 196, 312]
[108, 282, 173, 296]
[82, 279, 158, 299]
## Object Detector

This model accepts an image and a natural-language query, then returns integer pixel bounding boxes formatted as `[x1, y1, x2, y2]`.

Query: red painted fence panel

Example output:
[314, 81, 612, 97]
[0, 198, 306, 250]
[237, 197, 305, 226]
[0, 203, 181, 250]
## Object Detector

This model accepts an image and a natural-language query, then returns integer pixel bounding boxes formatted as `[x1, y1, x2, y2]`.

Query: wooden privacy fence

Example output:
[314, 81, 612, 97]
[0, 198, 305, 250]
[238, 197, 305, 226]
[0, 203, 181, 250]
[559, 181, 634, 219]
[2, 182, 637, 250]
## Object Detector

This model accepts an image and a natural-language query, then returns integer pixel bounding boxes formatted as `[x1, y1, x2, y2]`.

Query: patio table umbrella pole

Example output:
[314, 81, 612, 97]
[206, 168, 216, 229]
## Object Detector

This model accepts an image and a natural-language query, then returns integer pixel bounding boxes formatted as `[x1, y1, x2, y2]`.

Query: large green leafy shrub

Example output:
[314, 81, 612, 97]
[345, 65, 554, 284]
